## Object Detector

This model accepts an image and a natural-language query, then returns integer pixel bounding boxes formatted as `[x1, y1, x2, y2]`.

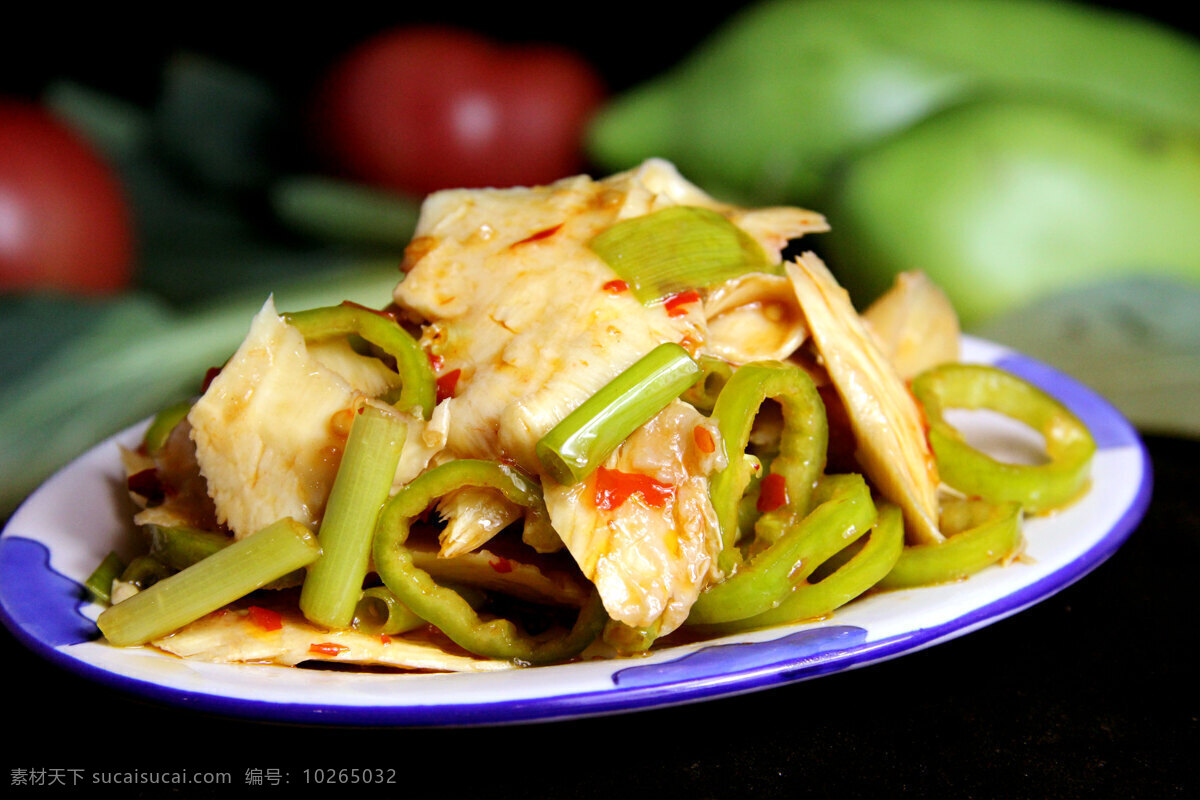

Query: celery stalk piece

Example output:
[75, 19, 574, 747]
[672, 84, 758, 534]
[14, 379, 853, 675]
[299, 404, 407, 629]
[97, 518, 320, 647]
[535, 343, 703, 485]
[588, 206, 774, 304]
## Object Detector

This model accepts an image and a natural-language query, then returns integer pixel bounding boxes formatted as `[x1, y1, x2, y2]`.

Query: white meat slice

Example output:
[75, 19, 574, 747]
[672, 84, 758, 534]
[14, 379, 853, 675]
[188, 298, 434, 539]
[151, 604, 512, 672]
[786, 254, 943, 544]
[703, 272, 809, 364]
[542, 402, 724, 633]
[861, 270, 961, 381]
[394, 159, 826, 474]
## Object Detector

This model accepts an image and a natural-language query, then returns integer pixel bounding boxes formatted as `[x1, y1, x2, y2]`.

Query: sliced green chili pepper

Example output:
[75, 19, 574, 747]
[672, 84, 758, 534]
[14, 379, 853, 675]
[144, 523, 229, 570]
[119, 555, 174, 590]
[879, 499, 1023, 589]
[680, 355, 735, 414]
[373, 459, 607, 665]
[142, 400, 193, 456]
[284, 301, 436, 419]
[352, 586, 426, 636]
[708, 361, 828, 572]
[687, 473, 876, 626]
[694, 501, 904, 633]
[602, 617, 663, 655]
[913, 363, 1095, 513]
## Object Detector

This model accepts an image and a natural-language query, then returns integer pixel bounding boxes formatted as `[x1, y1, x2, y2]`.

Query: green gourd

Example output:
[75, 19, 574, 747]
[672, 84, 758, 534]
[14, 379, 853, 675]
[822, 98, 1200, 324]
[587, 0, 1200, 203]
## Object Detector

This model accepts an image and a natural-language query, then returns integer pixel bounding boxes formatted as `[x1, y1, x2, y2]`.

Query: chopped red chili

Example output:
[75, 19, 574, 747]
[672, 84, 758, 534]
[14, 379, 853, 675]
[593, 466, 675, 511]
[247, 605, 283, 632]
[512, 223, 564, 246]
[693, 425, 716, 454]
[664, 290, 702, 317]
[756, 472, 789, 513]
[489, 557, 514, 574]
[308, 642, 349, 657]
[436, 368, 462, 403]
[602, 279, 629, 294]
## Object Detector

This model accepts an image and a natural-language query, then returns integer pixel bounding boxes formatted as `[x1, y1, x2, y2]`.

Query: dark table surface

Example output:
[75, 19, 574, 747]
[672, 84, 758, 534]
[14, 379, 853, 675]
[2, 432, 1195, 799]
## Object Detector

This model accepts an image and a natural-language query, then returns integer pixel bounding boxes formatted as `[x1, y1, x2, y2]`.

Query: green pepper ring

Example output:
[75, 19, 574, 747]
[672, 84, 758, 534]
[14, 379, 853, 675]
[692, 500, 903, 634]
[284, 302, 436, 419]
[372, 459, 608, 665]
[688, 473, 876, 626]
[912, 363, 1096, 514]
[141, 400, 193, 456]
[708, 361, 829, 572]
[878, 499, 1023, 589]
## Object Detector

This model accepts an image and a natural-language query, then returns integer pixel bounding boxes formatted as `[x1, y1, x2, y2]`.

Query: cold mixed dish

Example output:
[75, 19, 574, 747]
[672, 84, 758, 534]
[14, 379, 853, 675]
[89, 159, 1096, 672]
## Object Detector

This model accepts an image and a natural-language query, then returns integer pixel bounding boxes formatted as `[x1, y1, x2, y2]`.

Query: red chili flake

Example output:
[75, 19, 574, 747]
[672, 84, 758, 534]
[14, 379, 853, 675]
[593, 467, 675, 511]
[436, 368, 461, 403]
[247, 606, 283, 632]
[602, 279, 629, 294]
[427, 351, 445, 372]
[693, 425, 716, 454]
[664, 290, 702, 317]
[127, 469, 167, 505]
[757, 472, 789, 513]
[512, 223, 564, 247]
[380, 634, 392, 645]
[340, 299, 397, 320]
[309, 642, 349, 657]
[201, 366, 222, 392]
[489, 557, 514, 574]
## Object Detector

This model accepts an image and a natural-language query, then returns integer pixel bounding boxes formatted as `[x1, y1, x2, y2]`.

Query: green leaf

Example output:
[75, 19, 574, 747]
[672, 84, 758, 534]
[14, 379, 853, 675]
[154, 52, 287, 193]
[270, 175, 420, 250]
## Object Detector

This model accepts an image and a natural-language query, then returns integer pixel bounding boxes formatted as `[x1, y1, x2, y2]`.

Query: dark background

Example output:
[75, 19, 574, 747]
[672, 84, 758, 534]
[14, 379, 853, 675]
[7, 1, 1200, 125]
[3, 2, 1197, 797]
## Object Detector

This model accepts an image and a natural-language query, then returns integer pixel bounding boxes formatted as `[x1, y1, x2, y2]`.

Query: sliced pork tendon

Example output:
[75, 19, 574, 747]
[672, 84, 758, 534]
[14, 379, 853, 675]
[785, 253, 943, 545]
[152, 604, 512, 672]
[187, 299, 435, 540]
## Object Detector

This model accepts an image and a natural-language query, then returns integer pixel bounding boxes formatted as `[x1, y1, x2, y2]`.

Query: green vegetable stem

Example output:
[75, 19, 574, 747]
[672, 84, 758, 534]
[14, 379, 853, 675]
[300, 404, 407, 630]
[97, 518, 320, 647]
[536, 343, 703, 485]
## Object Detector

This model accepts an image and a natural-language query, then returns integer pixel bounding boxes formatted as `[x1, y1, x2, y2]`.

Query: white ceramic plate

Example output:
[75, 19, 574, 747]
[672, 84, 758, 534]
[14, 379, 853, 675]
[0, 337, 1150, 726]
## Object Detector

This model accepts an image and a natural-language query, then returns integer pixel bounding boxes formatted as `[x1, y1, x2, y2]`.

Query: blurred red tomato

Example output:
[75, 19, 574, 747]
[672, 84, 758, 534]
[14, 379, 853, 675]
[310, 26, 606, 196]
[0, 100, 133, 293]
